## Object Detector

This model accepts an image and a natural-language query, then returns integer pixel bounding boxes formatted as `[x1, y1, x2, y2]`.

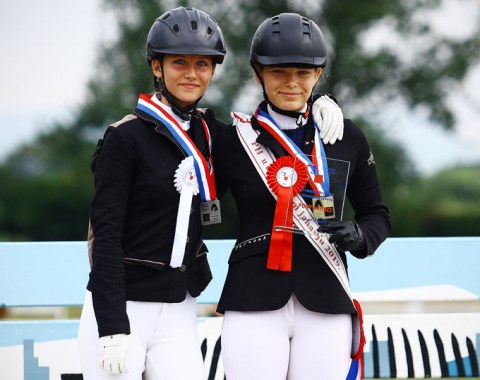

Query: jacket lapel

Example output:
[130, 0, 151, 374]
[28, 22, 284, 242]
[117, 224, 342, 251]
[301, 120, 316, 154]
[189, 116, 208, 157]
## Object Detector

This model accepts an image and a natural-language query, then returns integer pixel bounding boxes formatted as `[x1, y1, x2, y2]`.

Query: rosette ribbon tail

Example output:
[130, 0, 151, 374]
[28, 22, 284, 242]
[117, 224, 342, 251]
[171, 156, 199, 268]
[267, 186, 294, 271]
[170, 185, 194, 268]
[266, 156, 308, 272]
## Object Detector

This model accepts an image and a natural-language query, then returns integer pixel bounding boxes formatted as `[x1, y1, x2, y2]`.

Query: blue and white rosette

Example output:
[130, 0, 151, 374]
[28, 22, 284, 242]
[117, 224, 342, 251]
[170, 157, 199, 268]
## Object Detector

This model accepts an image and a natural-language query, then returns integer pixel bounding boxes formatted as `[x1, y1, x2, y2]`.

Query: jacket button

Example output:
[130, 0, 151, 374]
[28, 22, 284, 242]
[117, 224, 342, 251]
[190, 207, 194, 214]
[179, 264, 187, 272]
[186, 236, 190, 243]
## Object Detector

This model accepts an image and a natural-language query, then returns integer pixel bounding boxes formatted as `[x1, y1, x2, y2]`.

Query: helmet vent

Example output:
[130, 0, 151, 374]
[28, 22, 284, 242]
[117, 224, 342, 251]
[147, 7, 226, 64]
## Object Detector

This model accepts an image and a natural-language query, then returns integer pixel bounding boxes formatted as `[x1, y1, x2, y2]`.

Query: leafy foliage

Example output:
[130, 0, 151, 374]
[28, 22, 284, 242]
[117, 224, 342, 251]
[0, 0, 479, 240]
[391, 165, 480, 236]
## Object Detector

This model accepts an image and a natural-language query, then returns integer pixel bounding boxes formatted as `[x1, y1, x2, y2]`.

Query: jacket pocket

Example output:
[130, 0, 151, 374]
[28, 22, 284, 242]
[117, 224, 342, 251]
[188, 249, 212, 297]
[124, 257, 166, 271]
[228, 234, 270, 264]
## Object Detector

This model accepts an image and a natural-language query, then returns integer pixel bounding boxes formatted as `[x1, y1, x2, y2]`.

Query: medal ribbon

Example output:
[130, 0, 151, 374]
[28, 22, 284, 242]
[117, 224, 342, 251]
[266, 157, 308, 271]
[312, 122, 331, 195]
[136, 94, 216, 201]
[255, 108, 329, 196]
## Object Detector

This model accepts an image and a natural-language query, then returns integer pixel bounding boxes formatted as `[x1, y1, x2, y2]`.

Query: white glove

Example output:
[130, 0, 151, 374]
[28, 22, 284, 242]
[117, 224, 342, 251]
[98, 334, 128, 375]
[312, 95, 344, 145]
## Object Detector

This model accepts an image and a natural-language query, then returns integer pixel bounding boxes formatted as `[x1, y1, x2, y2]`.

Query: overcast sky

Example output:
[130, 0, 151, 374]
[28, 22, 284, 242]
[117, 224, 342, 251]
[0, 0, 113, 157]
[0, 0, 479, 175]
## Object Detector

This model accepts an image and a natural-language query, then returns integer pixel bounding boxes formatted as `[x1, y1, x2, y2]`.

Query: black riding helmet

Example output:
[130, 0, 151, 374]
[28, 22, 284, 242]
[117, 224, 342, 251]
[250, 13, 327, 68]
[250, 13, 327, 107]
[146, 7, 226, 119]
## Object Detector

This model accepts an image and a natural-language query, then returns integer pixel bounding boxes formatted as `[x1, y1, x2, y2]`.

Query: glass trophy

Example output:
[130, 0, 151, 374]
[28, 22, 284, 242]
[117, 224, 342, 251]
[273, 153, 350, 235]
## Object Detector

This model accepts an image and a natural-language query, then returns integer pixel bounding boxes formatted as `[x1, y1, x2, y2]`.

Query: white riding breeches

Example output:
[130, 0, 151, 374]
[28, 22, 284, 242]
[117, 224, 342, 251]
[78, 291, 205, 380]
[221, 294, 352, 380]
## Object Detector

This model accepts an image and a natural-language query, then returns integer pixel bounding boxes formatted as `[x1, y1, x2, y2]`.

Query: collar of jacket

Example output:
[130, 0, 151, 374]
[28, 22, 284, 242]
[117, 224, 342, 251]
[134, 107, 209, 158]
[251, 101, 316, 158]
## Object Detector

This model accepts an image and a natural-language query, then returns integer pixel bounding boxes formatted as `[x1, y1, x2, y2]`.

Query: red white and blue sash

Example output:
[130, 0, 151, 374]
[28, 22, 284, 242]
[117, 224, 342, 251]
[136, 94, 216, 268]
[136, 93, 217, 201]
[254, 108, 330, 196]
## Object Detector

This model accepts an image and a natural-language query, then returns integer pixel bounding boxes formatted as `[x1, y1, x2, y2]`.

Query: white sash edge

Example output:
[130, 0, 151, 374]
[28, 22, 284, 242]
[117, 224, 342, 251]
[233, 113, 352, 300]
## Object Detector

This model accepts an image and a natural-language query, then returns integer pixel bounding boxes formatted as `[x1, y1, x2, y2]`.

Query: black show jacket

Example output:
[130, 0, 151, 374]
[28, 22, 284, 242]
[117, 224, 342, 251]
[213, 110, 391, 314]
[87, 107, 224, 337]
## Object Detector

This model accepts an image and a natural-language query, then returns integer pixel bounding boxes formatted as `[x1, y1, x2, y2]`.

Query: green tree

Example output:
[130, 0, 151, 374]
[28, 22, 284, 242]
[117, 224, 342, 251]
[391, 165, 480, 236]
[0, 126, 94, 240]
[1, 0, 479, 240]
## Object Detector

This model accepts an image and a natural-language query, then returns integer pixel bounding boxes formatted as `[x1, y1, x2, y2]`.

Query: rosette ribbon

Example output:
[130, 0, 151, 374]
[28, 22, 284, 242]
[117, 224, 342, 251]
[171, 157, 199, 268]
[266, 156, 308, 271]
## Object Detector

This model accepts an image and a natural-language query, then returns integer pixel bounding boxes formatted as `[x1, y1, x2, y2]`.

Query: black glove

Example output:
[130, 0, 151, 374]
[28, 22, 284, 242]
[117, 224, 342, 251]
[317, 221, 365, 252]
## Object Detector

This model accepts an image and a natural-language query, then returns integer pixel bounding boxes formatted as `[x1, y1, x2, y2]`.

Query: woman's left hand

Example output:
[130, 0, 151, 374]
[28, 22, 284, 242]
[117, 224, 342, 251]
[312, 95, 344, 145]
[317, 220, 365, 252]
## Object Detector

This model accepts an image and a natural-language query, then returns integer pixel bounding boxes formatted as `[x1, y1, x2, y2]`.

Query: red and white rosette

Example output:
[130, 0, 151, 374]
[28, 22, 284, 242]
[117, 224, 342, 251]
[266, 156, 308, 271]
[171, 157, 199, 268]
